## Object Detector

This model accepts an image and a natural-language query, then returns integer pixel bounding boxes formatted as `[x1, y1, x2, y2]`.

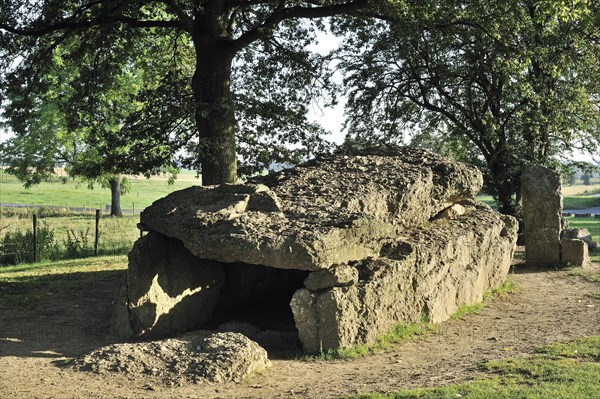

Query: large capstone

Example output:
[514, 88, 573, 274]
[112, 147, 518, 355]
[141, 147, 483, 271]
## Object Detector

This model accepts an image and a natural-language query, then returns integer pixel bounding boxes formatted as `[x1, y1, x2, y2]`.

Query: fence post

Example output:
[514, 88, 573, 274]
[94, 209, 100, 256]
[32, 214, 37, 262]
[132, 202, 135, 216]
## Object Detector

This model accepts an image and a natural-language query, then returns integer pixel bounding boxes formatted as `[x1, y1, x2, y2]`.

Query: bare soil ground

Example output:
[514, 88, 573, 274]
[1, 255, 599, 399]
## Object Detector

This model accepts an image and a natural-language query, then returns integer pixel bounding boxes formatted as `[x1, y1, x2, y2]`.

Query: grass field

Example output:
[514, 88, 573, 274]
[353, 336, 600, 399]
[477, 187, 600, 210]
[0, 214, 139, 264]
[0, 169, 199, 211]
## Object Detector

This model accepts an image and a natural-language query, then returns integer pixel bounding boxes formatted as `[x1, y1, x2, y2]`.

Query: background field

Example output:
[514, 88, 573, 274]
[0, 169, 200, 212]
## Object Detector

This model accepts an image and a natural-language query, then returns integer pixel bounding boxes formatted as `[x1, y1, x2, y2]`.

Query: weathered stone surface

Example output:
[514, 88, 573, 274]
[141, 147, 483, 271]
[303, 265, 359, 291]
[110, 233, 225, 340]
[521, 164, 562, 266]
[76, 331, 270, 384]
[561, 228, 598, 249]
[198, 332, 271, 383]
[291, 206, 518, 353]
[114, 147, 519, 353]
[561, 238, 590, 268]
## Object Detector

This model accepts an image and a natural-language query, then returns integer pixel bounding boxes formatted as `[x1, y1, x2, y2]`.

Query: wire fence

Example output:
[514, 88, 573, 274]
[0, 202, 142, 217]
[0, 206, 143, 266]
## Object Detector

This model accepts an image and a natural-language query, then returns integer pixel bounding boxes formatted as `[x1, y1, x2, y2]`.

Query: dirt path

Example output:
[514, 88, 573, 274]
[1, 261, 599, 399]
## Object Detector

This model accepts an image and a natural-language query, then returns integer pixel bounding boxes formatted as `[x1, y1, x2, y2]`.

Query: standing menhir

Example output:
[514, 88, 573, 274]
[521, 164, 563, 266]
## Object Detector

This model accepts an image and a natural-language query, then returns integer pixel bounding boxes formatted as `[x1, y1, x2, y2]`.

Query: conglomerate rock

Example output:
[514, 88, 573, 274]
[112, 147, 518, 356]
[141, 147, 483, 271]
[76, 331, 270, 384]
[291, 204, 518, 353]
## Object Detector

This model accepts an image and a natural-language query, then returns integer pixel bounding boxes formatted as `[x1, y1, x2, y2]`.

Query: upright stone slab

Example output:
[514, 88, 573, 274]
[291, 206, 518, 353]
[521, 164, 562, 265]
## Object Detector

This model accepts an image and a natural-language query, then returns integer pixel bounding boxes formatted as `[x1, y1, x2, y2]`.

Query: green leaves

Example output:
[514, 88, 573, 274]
[337, 0, 599, 215]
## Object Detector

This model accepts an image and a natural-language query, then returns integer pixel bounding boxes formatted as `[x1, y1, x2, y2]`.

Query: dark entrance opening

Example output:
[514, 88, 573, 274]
[204, 262, 309, 353]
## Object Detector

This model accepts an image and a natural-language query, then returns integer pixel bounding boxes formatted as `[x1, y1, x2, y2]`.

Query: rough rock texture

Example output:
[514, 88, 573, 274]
[521, 164, 563, 265]
[291, 205, 518, 353]
[561, 228, 598, 250]
[75, 332, 270, 384]
[303, 265, 359, 291]
[111, 236, 307, 340]
[560, 238, 590, 268]
[110, 233, 225, 340]
[114, 147, 518, 353]
[141, 148, 483, 271]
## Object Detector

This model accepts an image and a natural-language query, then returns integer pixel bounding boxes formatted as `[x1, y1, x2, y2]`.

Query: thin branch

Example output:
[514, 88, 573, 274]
[161, 0, 194, 32]
[230, 0, 367, 52]
[0, 16, 180, 37]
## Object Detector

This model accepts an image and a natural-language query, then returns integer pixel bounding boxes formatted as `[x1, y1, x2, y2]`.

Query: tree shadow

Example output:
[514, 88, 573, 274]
[0, 269, 125, 359]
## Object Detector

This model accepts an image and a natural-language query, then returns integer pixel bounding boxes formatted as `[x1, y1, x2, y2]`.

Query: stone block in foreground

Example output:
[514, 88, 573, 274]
[560, 238, 590, 268]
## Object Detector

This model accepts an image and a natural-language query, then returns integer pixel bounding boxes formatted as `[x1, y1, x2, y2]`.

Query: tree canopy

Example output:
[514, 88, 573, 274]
[337, 0, 600, 216]
[0, 0, 371, 186]
[0, 29, 179, 215]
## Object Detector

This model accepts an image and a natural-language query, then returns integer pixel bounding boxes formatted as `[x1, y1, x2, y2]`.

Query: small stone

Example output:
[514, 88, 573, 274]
[561, 238, 590, 268]
[561, 228, 597, 249]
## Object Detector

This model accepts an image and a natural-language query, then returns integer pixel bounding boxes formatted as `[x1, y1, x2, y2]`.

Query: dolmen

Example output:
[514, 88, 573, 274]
[111, 147, 518, 354]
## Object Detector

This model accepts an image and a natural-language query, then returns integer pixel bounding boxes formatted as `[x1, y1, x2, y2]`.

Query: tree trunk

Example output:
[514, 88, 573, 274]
[496, 188, 517, 217]
[487, 151, 520, 219]
[109, 176, 123, 217]
[191, 29, 237, 186]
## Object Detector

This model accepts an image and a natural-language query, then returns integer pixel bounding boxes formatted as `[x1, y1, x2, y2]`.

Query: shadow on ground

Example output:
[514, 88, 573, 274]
[0, 269, 125, 358]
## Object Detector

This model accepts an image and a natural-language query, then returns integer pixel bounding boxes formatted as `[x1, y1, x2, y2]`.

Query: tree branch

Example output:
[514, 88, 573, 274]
[161, 0, 194, 32]
[230, 0, 367, 52]
[0, 11, 180, 37]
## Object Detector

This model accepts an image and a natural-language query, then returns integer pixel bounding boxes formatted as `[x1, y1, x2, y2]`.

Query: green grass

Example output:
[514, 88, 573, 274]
[541, 336, 600, 360]
[0, 170, 198, 211]
[476, 195, 496, 208]
[568, 270, 600, 299]
[450, 302, 485, 320]
[0, 255, 128, 281]
[0, 256, 127, 310]
[312, 323, 432, 361]
[351, 336, 600, 399]
[450, 280, 517, 320]
[0, 214, 140, 264]
[563, 195, 600, 210]
[569, 270, 600, 283]
[566, 216, 600, 238]
[588, 291, 600, 299]
[476, 192, 600, 210]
